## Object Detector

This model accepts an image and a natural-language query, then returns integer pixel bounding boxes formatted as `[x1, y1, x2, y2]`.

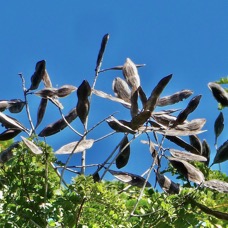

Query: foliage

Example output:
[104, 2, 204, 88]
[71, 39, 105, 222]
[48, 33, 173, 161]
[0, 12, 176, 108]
[0, 34, 228, 227]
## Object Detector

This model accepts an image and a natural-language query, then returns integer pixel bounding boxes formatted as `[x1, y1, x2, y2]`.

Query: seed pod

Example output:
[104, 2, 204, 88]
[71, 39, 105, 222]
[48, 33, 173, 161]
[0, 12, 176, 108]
[211, 140, 228, 165]
[108, 169, 151, 188]
[76, 99, 90, 125]
[155, 170, 180, 194]
[189, 135, 202, 155]
[8, 99, 26, 113]
[122, 58, 140, 89]
[168, 157, 205, 184]
[202, 140, 210, 166]
[0, 129, 21, 141]
[153, 113, 177, 127]
[138, 86, 147, 109]
[112, 77, 131, 106]
[157, 89, 193, 107]
[173, 95, 202, 127]
[29, 60, 46, 91]
[35, 98, 48, 129]
[208, 82, 228, 106]
[130, 88, 138, 118]
[130, 110, 151, 130]
[116, 135, 130, 169]
[77, 80, 91, 100]
[214, 112, 224, 145]
[0, 142, 20, 163]
[35, 88, 57, 98]
[204, 179, 228, 193]
[21, 136, 43, 155]
[49, 97, 64, 109]
[42, 69, 52, 88]
[0, 100, 10, 112]
[145, 74, 172, 112]
[57, 85, 76, 98]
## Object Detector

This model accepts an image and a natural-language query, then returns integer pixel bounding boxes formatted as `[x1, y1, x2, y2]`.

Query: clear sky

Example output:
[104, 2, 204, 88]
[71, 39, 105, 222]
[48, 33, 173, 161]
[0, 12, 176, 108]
[0, 1, 227, 184]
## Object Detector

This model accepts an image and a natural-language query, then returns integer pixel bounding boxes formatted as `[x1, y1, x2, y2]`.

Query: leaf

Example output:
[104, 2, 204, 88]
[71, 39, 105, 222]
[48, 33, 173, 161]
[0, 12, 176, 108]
[55, 139, 94, 154]
[0, 129, 21, 141]
[208, 82, 228, 107]
[212, 140, 228, 165]
[130, 88, 138, 118]
[214, 112, 224, 145]
[189, 135, 202, 155]
[21, 136, 43, 155]
[95, 33, 109, 73]
[38, 107, 77, 137]
[116, 135, 130, 169]
[8, 99, 26, 113]
[0, 142, 20, 163]
[57, 85, 76, 98]
[108, 169, 151, 187]
[157, 89, 193, 107]
[35, 98, 48, 129]
[168, 157, 205, 184]
[203, 179, 228, 193]
[155, 170, 180, 194]
[130, 110, 151, 130]
[202, 139, 210, 166]
[169, 149, 207, 162]
[145, 74, 172, 112]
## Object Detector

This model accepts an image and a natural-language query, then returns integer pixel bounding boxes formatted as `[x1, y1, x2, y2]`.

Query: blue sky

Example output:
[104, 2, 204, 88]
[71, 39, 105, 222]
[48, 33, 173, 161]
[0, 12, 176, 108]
[0, 1, 227, 184]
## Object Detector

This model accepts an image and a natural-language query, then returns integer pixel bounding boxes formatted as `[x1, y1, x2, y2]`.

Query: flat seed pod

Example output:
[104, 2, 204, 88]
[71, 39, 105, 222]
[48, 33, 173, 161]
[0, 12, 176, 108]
[152, 113, 177, 127]
[38, 107, 77, 137]
[138, 86, 147, 108]
[0, 142, 20, 163]
[77, 80, 91, 100]
[29, 60, 46, 91]
[189, 135, 202, 155]
[0, 100, 10, 112]
[157, 89, 193, 107]
[173, 95, 202, 127]
[122, 58, 140, 89]
[108, 169, 151, 187]
[8, 99, 25, 113]
[112, 77, 131, 106]
[155, 170, 180, 194]
[203, 179, 228, 193]
[0, 129, 21, 141]
[212, 140, 228, 165]
[57, 85, 76, 98]
[130, 89, 138, 118]
[169, 149, 207, 162]
[42, 69, 52, 88]
[116, 135, 130, 169]
[35, 98, 48, 129]
[214, 112, 224, 145]
[55, 139, 94, 154]
[21, 136, 43, 155]
[76, 99, 90, 125]
[202, 139, 210, 166]
[145, 74, 172, 112]
[106, 116, 136, 134]
[49, 97, 64, 109]
[130, 110, 151, 130]
[208, 82, 228, 107]
[168, 157, 205, 184]
[166, 136, 201, 155]
[35, 88, 57, 98]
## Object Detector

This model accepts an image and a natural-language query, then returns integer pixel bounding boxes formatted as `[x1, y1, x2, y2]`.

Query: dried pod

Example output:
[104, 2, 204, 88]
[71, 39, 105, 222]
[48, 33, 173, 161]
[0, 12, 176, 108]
[55, 139, 94, 154]
[49, 97, 64, 109]
[77, 80, 91, 100]
[57, 85, 76, 98]
[95, 33, 109, 73]
[155, 170, 180, 194]
[202, 139, 210, 166]
[214, 112, 224, 145]
[76, 99, 90, 125]
[8, 99, 26, 113]
[203, 179, 228, 193]
[100, 63, 145, 73]
[169, 149, 207, 162]
[130, 110, 151, 130]
[157, 89, 193, 107]
[122, 58, 140, 89]
[35, 98, 48, 129]
[130, 89, 138, 118]
[21, 136, 43, 155]
[29, 60, 46, 91]
[108, 169, 151, 188]
[152, 113, 177, 127]
[42, 69, 52, 88]
[0, 129, 21, 141]
[208, 82, 228, 106]
[0, 100, 10, 112]
[112, 77, 131, 106]
[189, 135, 202, 155]
[211, 140, 228, 165]
[145, 74, 172, 112]
[116, 135, 130, 169]
[38, 107, 77, 137]
[0, 142, 20, 163]
[168, 157, 205, 184]
[35, 88, 57, 98]
[138, 86, 147, 108]
[173, 95, 202, 127]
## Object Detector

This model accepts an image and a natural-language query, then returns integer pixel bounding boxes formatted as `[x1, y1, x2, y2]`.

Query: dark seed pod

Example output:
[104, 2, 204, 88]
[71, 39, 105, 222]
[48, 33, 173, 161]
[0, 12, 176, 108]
[211, 140, 228, 165]
[35, 98, 48, 129]
[122, 58, 140, 89]
[35, 88, 57, 98]
[202, 139, 210, 166]
[77, 80, 91, 100]
[157, 89, 193, 107]
[208, 82, 228, 106]
[138, 86, 147, 109]
[130, 88, 138, 118]
[0, 100, 10, 112]
[189, 135, 202, 155]
[57, 85, 76, 98]
[130, 110, 151, 130]
[42, 69, 52, 88]
[214, 112, 224, 145]
[145, 74, 172, 112]
[0, 129, 21, 141]
[76, 99, 90, 125]
[116, 135, 130, 169]
[0, 142, 20, 163]
[29, 60, 46, 91]
[8, 99, 26, 113]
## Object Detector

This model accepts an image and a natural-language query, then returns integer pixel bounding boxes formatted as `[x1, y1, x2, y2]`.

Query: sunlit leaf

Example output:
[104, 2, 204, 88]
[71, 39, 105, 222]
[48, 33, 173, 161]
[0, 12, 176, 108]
[116, 135, 130, 169]
[21, 136, 43, 155]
